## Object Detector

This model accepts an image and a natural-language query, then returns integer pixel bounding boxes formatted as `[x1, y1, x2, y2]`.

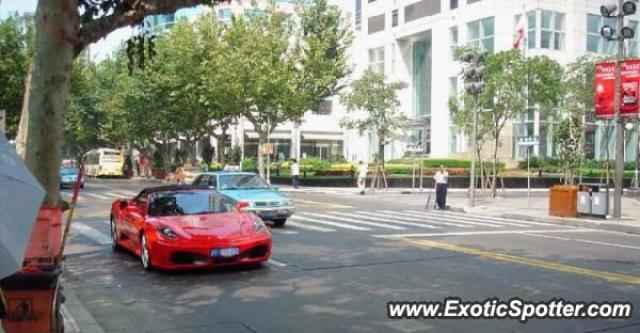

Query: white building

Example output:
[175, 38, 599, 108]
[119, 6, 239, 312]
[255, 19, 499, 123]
[346, 0, 640, 164]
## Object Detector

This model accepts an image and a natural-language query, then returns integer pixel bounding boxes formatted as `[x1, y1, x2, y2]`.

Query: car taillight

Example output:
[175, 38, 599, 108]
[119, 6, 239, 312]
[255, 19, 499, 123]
[236, 201, 250, 211]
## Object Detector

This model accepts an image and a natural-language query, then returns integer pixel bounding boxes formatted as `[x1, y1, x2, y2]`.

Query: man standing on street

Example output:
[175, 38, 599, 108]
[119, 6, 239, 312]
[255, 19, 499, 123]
[434, 165, 449, 210]
[291, 159, 300, 189]
[357, 161, 368, 195]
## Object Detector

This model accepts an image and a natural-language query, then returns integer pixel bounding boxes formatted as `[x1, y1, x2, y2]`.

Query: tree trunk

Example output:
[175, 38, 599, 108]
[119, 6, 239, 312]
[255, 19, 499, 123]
[491, 136, 499, 198]
[161, 141, 172, 174]
[257, 132, 267, 178]
[378, 138, 385, 169]
[16, 0, 78, 207]
[214, 130, 226, 167]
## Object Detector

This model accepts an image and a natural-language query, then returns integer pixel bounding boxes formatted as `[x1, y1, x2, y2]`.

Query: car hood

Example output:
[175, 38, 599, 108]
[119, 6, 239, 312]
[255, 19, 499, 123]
[151, 213, 257, 239]
[219, 189, 286, 202]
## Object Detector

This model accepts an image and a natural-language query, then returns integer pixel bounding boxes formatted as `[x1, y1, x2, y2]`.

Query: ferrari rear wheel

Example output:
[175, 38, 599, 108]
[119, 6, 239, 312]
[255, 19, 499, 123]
[140, 234, 153, 271]
[110, 217, 122, 251]
[273, 218, 286, 227]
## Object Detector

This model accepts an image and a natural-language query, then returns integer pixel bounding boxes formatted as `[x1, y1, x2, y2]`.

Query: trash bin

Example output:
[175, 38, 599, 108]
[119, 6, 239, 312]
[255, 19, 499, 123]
[549, 185, 578, 217]
[577, 183, 609, 218]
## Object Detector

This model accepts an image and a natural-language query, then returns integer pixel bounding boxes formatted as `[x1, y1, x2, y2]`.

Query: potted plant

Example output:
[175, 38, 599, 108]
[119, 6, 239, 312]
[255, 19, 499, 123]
[549, 115, 583, 217]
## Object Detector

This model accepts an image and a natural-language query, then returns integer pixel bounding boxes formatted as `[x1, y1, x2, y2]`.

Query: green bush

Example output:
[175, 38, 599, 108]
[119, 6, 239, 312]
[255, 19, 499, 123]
[209, 162, 222, 171]
[300, 157, 332, 172]
[386, 158, 504, 170]
[242, 157, 257, 171]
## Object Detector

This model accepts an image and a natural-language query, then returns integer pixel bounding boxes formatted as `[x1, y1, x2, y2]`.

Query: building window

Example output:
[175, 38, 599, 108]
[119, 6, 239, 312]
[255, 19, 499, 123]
[317, 99, 332, 115]
[392, 9, 399, 27]
[467, 17, 494, 53]
[526, 10, 536, 49]
[355, 0, 362, 31]
[450, 0, 458, 10]
[540, 10, 564, 50]
[587, 14, 617, 54]
[368, 46, 385, 74]
[405, 0, 441, 23]
[218, 8, 232, 23]
[368, 14, 385, 34]
[627, 20, 639, 57]
[449, 26, 458, 60]
[391, 43, 396, 74]
[449, 76, 458, 97]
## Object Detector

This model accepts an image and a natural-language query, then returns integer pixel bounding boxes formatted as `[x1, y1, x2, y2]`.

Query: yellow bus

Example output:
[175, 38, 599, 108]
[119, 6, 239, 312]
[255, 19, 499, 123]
[84, 148, 124, 177]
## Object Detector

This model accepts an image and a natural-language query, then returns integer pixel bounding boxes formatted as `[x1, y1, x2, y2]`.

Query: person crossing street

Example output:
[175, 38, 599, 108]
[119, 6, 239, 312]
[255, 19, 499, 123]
[357, 161, 368, 195]
[291, 159, 300, 189]
[434, 165, 449, 210]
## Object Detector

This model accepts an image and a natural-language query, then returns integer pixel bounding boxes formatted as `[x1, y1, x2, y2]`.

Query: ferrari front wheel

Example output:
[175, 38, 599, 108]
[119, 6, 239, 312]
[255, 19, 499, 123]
[110, 217, 122, 251]
[140, 233, 153, 271]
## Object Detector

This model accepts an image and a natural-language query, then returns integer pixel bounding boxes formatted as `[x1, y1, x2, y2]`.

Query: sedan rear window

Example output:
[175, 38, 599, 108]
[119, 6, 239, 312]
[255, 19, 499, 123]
[148, 191, 236, 217]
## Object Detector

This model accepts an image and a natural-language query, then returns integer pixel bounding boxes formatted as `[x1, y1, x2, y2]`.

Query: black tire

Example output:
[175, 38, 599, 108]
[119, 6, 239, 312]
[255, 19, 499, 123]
[273, 218, 286, 227]
[140, 234, 153, 271]
[110, 216, 122, 252]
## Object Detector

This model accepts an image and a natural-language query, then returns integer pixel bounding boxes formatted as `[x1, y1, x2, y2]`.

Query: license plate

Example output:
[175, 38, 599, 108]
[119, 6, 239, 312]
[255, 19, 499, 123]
[211, 247, 239, 258]
[260, 210, 277, 218]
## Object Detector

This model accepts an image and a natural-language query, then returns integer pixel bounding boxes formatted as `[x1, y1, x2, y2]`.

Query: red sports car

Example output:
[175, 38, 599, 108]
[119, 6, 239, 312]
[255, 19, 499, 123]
[110, 185, 271, 271]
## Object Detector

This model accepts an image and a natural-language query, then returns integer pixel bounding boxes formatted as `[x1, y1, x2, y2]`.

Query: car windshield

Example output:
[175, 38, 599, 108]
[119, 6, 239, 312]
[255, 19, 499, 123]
[60, 168, 78, 176]
[219, 174, 270, 190]
[148, 191, 236, 217]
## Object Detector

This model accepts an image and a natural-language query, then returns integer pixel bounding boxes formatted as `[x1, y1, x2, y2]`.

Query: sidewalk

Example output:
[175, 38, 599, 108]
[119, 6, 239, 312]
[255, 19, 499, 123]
[61, 282, 104, 333]
[446, 192, 640, 235]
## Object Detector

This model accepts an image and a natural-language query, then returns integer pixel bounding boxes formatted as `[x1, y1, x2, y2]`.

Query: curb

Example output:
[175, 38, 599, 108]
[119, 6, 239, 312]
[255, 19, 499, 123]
[62, 282, 105, 333]
[454, 206, 640, 235]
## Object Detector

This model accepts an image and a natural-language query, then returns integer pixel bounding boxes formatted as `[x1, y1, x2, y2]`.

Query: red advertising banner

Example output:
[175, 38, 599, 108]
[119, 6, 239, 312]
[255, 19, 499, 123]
[595, 60, 640, 118]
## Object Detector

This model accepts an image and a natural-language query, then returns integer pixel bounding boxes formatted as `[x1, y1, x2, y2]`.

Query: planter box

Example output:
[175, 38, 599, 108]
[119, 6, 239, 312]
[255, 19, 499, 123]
[549, 185, 578, 217]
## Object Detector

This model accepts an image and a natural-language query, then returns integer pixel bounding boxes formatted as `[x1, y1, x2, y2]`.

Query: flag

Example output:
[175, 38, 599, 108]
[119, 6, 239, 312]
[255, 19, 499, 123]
[513, 13, 526, 50]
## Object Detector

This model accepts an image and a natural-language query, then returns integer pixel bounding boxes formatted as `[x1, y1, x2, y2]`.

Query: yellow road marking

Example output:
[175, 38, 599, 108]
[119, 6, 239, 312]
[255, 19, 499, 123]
[293, 199, 352, 209]
[401, 238, 640, 286]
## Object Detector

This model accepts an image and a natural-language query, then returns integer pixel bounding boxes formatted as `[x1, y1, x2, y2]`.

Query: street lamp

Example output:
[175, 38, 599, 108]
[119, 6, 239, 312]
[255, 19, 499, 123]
[460, 50, 487, 207]
[600, 0, 636, 218]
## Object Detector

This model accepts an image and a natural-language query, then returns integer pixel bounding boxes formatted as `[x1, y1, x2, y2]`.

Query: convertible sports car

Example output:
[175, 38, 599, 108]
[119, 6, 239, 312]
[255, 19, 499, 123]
[110, 185, 271, 271]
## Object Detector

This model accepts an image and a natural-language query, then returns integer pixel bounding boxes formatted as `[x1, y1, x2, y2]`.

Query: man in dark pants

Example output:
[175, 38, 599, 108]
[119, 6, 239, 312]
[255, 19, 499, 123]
[433, 165, 449, 210]
[290, 159, 300, 189]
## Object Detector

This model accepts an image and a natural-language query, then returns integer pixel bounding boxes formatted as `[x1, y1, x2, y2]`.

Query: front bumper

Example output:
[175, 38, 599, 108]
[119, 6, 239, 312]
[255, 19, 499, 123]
[247, 206, 295, 221]
[147, 232, 271, 270]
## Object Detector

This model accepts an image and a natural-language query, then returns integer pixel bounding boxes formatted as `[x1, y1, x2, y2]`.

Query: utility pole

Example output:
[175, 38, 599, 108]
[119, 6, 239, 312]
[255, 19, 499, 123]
[461, 50, 486, 207]
[600, 1, 637, 218]
[0, 109, 5, 135]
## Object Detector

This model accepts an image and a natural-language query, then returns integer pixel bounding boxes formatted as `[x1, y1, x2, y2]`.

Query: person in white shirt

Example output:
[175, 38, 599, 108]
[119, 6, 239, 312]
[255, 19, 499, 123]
[357, 161, 368, 195]
[290, 159, 300, 189]
[433, 164, 449, 210]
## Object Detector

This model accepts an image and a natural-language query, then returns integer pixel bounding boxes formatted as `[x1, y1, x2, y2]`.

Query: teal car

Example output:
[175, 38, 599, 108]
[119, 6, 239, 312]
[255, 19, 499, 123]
[192, 172, 295, 226]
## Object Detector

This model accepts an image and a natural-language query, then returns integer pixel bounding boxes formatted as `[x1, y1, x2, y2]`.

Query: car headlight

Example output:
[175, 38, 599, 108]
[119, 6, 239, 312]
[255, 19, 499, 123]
[253, 218, 267, 234]
[157, 226, 178, 239]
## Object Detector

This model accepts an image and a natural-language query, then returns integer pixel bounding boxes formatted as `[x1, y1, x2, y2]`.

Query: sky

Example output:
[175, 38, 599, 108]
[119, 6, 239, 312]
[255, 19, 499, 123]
[0, 0, 351, 62]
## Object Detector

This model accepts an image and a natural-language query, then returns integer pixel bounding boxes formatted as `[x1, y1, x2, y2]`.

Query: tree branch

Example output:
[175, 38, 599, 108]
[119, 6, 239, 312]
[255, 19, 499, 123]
[76, 0, 226, 55]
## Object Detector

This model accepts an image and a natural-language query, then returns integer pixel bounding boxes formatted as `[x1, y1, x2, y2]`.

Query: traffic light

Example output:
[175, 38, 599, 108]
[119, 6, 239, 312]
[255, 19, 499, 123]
[461, 50, 486, 96]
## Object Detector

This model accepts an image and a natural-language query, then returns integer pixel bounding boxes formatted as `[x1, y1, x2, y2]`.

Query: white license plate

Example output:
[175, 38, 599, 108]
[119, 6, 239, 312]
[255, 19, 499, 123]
[211, 247, 239, 258]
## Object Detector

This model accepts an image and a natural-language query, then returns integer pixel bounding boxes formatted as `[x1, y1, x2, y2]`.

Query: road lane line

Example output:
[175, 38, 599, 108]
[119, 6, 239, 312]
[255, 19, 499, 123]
[102, 192, 123, 199]
[71, 223, 111, 245]
[289, 215, 370, 231]
[406, 210, 531, 228]
[373, 229, 594, 238]
[520, 232, 640, 251]
[400, 238, 640, 286]
[301, 212, 406, 230]
[286, 221, 335, 232]
[373, 211, 473, 228]
[399, 211, 503, 228]
[266, 259, 287, 267]
[334, 211, 443, 229]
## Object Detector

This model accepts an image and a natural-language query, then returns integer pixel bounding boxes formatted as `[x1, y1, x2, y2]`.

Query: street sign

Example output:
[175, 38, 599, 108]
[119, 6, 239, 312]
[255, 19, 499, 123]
[516, 136, 540, 146]
[595, 59, 640, 118]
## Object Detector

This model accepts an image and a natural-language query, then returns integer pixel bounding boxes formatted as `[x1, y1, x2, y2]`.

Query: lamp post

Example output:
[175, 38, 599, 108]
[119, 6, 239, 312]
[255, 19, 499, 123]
[600, 0, 636, 218]
[461, 50, 487, 207]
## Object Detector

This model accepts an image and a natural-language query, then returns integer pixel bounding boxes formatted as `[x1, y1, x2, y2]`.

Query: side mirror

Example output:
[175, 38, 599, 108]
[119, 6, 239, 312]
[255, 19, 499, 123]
[236, 201, 250, 211]
[119, 200, 128, 209]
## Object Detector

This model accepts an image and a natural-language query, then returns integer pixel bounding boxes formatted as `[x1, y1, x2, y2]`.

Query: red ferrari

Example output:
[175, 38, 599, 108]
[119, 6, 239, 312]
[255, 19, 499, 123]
[110, 185, 271, 271]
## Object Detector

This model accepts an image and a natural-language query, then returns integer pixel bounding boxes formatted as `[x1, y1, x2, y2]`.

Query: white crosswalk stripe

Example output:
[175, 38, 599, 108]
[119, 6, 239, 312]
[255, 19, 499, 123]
[289, 215, 371, 231]
[429, 210, 556, 227]
[406, 210, 543, 228]
[394, 211, 503, 228]
[286, 221, 336, 232]
[299, 212, 407, 230]
[72, 223, 111, 245]
[102, 192, 123, 199]
[114, 190, 138, 197]
[333, 211, 443, 229]
[366, 211, 472, 229]
[84, 192, 111, 200]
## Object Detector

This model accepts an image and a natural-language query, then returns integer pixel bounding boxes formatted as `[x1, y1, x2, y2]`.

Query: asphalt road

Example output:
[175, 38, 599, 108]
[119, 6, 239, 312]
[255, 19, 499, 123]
[61, 178, 640, 333]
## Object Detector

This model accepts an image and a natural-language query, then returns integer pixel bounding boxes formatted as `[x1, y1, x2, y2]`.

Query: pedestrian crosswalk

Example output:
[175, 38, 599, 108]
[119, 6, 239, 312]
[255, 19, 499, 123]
[62, 190, 138, 201]
[68, 209, 576, 247]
